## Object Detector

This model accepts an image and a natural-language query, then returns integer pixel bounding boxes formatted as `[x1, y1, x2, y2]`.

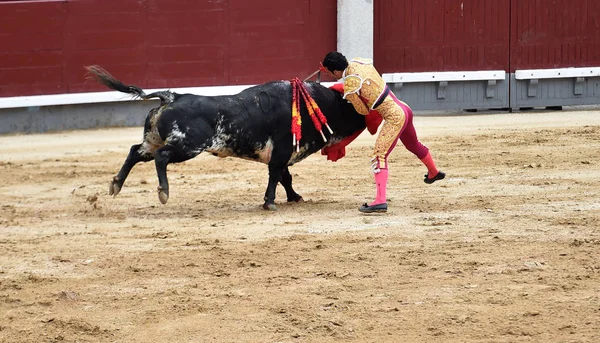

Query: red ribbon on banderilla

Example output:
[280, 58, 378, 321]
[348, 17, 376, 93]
[290, 77, 333, 152]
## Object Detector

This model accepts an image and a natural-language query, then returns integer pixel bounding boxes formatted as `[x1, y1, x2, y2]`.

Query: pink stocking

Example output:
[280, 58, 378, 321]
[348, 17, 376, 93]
[420, 152, 439, 178]
[370, 169, 388, 206]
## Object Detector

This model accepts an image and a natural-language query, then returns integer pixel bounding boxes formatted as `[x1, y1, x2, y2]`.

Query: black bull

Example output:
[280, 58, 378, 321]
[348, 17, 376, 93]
[86, 66, 367, 210]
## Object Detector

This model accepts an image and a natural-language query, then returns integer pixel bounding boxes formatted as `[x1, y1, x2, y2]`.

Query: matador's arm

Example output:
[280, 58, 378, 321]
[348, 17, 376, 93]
[343, 74, 369, 116]
[344, 93, 369, 115]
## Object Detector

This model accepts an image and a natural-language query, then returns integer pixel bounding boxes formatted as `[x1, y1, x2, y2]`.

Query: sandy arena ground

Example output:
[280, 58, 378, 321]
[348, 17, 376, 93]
[1, 109, 599, 343]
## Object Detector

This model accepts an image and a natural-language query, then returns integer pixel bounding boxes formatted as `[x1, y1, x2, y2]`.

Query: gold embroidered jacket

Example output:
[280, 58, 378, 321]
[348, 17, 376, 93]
[342, 58, 388, 116]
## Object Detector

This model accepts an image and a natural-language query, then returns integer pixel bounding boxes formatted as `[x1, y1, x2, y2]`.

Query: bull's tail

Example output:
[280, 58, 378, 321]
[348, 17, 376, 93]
[84, 65, 174, 105]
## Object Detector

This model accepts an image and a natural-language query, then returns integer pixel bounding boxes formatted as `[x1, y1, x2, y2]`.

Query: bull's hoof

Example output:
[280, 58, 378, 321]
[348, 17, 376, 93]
[109, 177, 121, 196]
[287, 195, 304, 203]
[157, 187, 169, 204]
[262, 203, 277, 211]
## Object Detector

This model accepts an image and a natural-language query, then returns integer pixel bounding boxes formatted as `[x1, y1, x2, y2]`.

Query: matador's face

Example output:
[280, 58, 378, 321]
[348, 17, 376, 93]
[325, 69, 343, 81]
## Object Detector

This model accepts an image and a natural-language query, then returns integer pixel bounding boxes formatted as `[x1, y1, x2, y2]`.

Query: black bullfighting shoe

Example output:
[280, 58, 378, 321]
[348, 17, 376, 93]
[359, 203, 388, 213]
[424, 171, 446, 184]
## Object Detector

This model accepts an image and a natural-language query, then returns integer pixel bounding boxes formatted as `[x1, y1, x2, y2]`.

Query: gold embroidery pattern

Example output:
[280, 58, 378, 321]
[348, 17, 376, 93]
[345, 61, 387, 109]
[346, 93, 369, 115]
[341, 58, 408, 170]
[375, 98, 405, 124]
[372, 99, 406, 169]
[343, 75, 362, 98]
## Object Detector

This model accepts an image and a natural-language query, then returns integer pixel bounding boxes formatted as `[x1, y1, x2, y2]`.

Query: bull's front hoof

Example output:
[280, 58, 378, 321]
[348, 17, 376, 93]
[157, 187, 169, 204]
[287, 195, 304, 203]
[109, 177, 121, 196]
[262, 203, 277, 211]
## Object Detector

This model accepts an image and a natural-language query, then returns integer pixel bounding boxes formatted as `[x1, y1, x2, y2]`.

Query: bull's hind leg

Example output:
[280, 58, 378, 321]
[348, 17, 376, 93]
[154, 144, 199, 204]
[110, 143, 154, 196]
[280, 167, 303, 203]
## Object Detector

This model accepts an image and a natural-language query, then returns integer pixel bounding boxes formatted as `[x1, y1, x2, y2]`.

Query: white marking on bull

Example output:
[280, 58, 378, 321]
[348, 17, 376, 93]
[139, 134, 161, 155]
[204, 123, 274, 164]
[256, 138, 273, 164]
[167, 123, 186, 143]
[205, 123, 233, 157]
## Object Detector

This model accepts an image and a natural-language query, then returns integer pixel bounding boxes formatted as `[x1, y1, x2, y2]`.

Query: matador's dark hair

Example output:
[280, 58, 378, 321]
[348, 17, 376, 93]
[322, 52, 349, 72]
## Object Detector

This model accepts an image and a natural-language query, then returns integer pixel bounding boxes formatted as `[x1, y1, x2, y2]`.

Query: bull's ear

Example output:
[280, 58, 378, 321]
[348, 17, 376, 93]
[329, 83, 344, 94]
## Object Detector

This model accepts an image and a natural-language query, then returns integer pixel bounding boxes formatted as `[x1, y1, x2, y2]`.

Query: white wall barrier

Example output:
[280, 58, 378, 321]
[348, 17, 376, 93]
[0, 83, 339, 110]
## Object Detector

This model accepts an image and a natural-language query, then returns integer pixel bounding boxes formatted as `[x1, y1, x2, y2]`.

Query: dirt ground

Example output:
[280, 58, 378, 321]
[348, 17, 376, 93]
[1, 109, 599, 343]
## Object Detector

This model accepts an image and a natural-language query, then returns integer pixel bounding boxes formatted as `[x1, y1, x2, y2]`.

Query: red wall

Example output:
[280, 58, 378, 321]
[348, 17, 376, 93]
[374, 0, 511, 73]
[0, 0, 336, 97]
[0, 1, 69, 97]
[509, 0, 600, 72]
[374, 0, 600, 73]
